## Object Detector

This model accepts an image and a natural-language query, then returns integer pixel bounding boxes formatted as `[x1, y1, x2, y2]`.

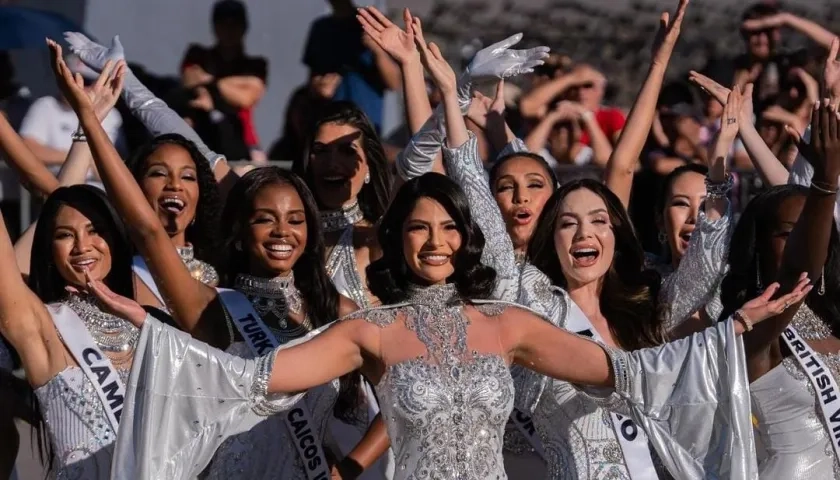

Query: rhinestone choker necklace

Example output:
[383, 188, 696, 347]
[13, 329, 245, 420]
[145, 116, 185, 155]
[320, 200, 364, 233]
[65, 294, 140, 352]
[177, 244, 219, 287]
[234, 273, 312, 341]
[406, 283, 459, 306]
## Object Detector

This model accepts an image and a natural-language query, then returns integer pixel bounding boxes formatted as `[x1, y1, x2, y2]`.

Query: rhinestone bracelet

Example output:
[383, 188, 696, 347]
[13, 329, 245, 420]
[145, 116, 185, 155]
[705, 174, 733, 199]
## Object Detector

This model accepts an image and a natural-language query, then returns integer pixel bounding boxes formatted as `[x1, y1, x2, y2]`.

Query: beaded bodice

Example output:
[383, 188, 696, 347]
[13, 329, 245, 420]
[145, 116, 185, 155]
[35, 368, 116, 479]
[358, 284, 515, 480]
[327, 226, 371, 308]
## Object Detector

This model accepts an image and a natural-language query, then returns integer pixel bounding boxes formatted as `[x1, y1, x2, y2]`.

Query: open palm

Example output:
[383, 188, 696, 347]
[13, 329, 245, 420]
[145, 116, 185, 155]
[357, 7, 416, 65]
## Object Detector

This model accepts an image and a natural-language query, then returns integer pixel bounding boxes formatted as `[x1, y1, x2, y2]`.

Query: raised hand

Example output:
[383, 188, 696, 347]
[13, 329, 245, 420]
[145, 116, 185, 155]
[465, 80, 505, 128]
[788, 101, 840, 182]
[86, 59, 126, 122]
[85, 271, 148, 328]
[739, 274, 812, 326]
[651, 0, 690, 67]
[64, 32, 124, 78]
[718, 85, 742, 142]
[824, 38, 840, 105]
[689, 70, 729, 105]
[46, 39, 98, 114]
[357, 7, 417, 65]
[741, 13, 786, 33]
[466, 34, 549, 80]
[417, 40, 456, 94]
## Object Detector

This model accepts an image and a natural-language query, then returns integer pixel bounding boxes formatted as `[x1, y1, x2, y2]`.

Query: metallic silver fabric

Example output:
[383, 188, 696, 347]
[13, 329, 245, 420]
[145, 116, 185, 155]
[111, 316, 306, 480]
[326, 226, 371, 308]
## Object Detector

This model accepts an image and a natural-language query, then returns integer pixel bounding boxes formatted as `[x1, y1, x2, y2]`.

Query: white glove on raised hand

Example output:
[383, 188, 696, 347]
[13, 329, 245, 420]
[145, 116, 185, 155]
[64, 32, 223, 168]
[456, 34, 550, 113]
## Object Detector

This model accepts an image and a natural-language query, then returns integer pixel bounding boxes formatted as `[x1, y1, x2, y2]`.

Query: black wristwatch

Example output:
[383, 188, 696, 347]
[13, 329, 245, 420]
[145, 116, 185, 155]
[335, 457, 364, 479]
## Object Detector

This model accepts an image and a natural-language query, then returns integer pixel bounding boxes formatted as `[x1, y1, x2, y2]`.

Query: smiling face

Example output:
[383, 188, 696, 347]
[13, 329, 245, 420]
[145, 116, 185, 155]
[402, 197, 462, 285]
[493, 156, 553, 251]
[245, 182, 308, 277]
[308, 122, 368, 210]
[554, 187, 615, 288]
[661, 170, 706, 263]
[52, 205, 112, 288]
[139, 143, 200, 239]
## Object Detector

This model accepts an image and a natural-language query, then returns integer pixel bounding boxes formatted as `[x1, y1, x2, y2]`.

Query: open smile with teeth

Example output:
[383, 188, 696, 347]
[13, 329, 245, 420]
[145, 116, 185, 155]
[570, 247, 600, 267]
[265, 243, 294, 259]
[418, 253, 450, 266]
[70, 258, 97, 271]
[160, 196, 186, 214]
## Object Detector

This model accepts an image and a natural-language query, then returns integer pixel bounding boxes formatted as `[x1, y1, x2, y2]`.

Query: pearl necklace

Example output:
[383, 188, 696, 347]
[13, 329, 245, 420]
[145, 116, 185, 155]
[320, 200, 364, 233]
[65, 294, 140, 353]
[234, 273, 312, 342]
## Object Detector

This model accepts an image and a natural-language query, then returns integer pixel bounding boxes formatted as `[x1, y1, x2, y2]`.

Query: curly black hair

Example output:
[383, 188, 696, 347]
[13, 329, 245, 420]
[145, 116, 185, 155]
[128, 133, 222, 266]
[294, 101, 392, 223]
[527, 179, 665, 350]
[218, 167, 362, 420]
[367, 173, 496, 304]
[717, 185, 840, 333]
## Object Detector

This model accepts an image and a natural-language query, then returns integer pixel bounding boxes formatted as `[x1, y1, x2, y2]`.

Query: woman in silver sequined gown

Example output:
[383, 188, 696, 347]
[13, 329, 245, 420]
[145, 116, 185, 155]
[112, 171, 797, 480]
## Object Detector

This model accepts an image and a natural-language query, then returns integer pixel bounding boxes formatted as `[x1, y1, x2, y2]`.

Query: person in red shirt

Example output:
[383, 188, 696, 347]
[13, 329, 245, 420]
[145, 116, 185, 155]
[180, 0, 268, 162]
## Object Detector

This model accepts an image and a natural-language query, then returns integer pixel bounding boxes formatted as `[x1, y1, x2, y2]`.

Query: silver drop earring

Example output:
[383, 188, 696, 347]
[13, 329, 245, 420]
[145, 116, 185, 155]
[658, 231, 667, 244]
[364, 172, 370, 184]
[755, 255, 763, 291]
[819, 266, 826, 296]
[234, 241, 242, 251]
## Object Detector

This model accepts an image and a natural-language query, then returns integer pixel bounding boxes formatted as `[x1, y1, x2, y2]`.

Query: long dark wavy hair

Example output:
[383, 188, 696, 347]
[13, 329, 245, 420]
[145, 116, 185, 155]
[219, 167, 362, 420]
[488, 151, 560, 189]
[717, 185, 840, 332]
[367, 173, 496, 304]
[293, 101, 391, 223]
[128, 133, 221, 265]
[527, 179, 665, 350]
[27, 185, 135, 471]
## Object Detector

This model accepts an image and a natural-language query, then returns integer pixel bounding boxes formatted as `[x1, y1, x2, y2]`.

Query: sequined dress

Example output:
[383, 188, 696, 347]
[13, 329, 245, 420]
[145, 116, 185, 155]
[440, 135, 735, 479]
[750, 305, 840, 479]
[350, 284, 519, 480]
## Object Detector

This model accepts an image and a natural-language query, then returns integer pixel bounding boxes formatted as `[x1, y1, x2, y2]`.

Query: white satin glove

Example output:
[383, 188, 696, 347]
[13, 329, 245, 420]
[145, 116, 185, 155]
[64, 32, 224, 169]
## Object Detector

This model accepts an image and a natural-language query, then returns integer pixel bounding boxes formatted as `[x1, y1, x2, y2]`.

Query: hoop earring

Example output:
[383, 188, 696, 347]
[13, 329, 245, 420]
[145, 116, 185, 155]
[819, 266, 826, 296]
[658, 231, 667, 244]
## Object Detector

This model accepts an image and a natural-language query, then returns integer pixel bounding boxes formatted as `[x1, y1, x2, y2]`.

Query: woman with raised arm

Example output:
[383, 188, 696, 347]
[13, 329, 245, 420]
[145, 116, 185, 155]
[106, 170, 807, 480]
[716, 101, 840, 478]
[46, 38, 392, 480]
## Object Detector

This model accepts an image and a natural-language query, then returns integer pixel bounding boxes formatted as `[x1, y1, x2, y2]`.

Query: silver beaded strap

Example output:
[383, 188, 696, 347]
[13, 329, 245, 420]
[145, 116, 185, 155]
[704, 174, 733, 199]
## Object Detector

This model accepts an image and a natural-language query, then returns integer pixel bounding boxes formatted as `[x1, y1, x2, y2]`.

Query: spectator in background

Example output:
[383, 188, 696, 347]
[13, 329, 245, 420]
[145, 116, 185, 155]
[181, 0, 267, 162]
[302, 0, 400, 133]
[18, 54, 123, 171]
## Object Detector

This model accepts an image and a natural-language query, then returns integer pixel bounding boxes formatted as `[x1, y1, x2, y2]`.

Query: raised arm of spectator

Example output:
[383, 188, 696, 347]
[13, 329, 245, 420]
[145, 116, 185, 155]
[0, 112, 59, 196]
[518, 74, 580, 119]
[605, 0, 690, 209]
[65, 33, 239, 193]
[690, 72, 791, 186]
[743, 12, 837, 51]
[217, 75, 266, 110]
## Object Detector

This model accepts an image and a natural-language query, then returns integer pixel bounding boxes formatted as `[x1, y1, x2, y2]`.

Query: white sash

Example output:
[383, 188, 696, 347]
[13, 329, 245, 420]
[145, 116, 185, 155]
[132, 256, 164, 305]
[565, 313, 658, 480]
[49, 303, 126, 432]
[781, 326, 840, 462]
[218, 289, 330, 480]
[507, 407, 546, 458]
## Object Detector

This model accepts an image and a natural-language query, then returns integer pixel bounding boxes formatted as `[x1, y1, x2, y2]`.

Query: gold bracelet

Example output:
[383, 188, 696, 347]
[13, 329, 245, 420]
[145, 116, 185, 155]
[811, 181, 839, 196]
[734, 309, 753, 332]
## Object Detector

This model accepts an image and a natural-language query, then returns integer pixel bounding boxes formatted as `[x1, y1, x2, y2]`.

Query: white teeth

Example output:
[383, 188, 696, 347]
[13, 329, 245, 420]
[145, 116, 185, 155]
[161, 197, 185, 208]
[422, 255, 447, 261]
[573, 248, 597, 254]
[266, 244, 292, 252]
[72, 259, 95, 266]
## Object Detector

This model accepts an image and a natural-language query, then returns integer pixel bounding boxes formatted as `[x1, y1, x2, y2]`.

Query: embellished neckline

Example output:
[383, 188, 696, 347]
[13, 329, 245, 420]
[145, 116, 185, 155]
[320, 200, 364, 233]
[405, 283, 459, 306]
[64, 293, 140, 353]
[176, 244, 195, 262]
[234, 273, 311, 340]
[791, 303, 834, 341]
[176, 243, 219, 287]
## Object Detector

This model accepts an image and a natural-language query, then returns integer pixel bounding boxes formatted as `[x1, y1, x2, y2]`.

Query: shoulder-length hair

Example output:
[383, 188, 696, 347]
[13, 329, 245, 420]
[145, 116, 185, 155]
[367, 173, 496, 304]
[718, 185, 840, 332]
[219, 167, 361, 419]
[129, 133, 222, 265]
[28, 185, 134, 303]
[293, 101, 391, 222]
[527, 179, 665, 349]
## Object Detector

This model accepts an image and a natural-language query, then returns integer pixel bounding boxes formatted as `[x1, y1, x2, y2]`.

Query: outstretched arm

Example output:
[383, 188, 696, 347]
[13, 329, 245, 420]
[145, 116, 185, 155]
[743, 12, 836, 51]
[605, 0, 690, 209]
[46, 40, 226, 347]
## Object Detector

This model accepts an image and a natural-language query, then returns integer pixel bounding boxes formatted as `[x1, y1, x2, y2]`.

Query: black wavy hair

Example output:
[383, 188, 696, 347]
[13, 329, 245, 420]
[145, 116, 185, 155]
[293, 101, 391, 222]
[27, 184, 134, 471]
[128, 133, 222, 266]
[718, 185, 840, 333]
[489, 151, 560, 189]
[527, 179, 665, 350]
[29, 185, 134, 303]
[367, 173, 496, 304]
[219, 167, 362, 420]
